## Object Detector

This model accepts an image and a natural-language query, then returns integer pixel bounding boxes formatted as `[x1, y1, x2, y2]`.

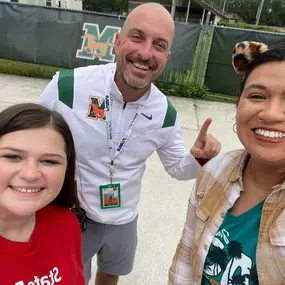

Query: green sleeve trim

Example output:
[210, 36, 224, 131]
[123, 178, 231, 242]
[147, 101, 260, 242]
[162, 99, 177, 128]
[58, 69, 74, 109]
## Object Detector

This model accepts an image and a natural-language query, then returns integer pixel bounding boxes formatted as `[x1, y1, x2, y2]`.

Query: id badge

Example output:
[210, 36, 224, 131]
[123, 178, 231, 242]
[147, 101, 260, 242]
[99, 183, 121, 209]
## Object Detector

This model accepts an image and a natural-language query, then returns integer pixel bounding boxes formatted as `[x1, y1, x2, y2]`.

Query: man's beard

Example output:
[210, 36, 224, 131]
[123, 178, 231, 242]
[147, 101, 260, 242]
[118, 56, 156, 89]
[123, 71, 151, 89]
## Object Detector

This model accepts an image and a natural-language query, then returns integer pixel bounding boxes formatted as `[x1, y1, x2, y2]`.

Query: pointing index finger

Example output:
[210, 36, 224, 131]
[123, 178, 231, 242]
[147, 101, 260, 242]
[198, 118, 212, 141]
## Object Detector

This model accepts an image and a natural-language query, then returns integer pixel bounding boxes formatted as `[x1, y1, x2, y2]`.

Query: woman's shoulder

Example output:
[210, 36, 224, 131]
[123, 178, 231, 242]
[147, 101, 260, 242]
[37, 204, 80, 229]
[202, 149, 247, 174]
[195, 149, 248, 192]
[193, 150, 248, 202]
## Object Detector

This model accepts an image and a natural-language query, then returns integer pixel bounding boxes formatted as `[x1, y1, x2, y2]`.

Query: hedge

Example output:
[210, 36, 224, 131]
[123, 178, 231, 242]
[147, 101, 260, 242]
[217, 20, 283, 34]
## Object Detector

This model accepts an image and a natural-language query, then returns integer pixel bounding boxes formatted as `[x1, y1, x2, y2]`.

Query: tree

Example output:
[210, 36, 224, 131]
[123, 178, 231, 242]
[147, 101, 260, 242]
[226, 0, 285, 27]
[160, 0, 173, 4]
[227, 241, 243, 285]
[264, 0, 285, 27]
[83, 0, 128, 13]
[207, 245, 229, 274]
[82, 0, 285, 27]
[82, 0, 175, 13]
[227, 0, 260, 24]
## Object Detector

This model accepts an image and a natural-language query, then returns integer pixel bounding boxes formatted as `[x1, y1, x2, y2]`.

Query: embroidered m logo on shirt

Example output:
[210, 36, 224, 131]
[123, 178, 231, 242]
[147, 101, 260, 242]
[86, 96, 106, 121]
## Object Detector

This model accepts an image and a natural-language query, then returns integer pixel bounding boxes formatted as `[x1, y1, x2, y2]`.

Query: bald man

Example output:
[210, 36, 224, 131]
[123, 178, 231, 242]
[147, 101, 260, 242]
[37, 3, 221, 285]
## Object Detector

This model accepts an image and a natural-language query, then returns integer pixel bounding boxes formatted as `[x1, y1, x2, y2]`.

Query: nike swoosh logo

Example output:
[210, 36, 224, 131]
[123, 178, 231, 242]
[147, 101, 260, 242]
[141, 113, 152, 120]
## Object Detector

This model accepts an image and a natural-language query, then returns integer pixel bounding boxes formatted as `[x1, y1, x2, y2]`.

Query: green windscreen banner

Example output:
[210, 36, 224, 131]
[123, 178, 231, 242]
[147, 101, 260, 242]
[205, 26, 285, 96]
[0, 2, 201, 72]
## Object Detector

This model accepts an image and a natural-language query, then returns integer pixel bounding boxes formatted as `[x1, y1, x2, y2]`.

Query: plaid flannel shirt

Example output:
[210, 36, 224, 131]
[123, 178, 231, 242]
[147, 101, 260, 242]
[168, 149, 285, 285]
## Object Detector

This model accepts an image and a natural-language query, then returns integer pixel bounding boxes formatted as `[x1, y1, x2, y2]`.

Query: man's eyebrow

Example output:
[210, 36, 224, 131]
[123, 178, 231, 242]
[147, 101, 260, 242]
[0, 147, 65, 159]
[128, 28, 144, 35]
[244, 84, 267, 92]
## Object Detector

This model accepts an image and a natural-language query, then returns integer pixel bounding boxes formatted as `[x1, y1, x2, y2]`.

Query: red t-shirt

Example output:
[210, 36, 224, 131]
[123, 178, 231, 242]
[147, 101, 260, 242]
[0, 204, 85, 285]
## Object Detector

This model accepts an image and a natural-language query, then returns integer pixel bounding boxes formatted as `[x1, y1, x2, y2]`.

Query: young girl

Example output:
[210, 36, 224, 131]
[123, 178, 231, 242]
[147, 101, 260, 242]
[0, 103, 85, 284]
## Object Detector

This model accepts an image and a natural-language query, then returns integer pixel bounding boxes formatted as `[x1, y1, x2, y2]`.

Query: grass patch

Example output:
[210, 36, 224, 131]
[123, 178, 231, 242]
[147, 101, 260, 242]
[203, 92, 237, 104]
[157, 27, 208, 86]
[199, 28, 214, 86]
[0, 59, 60, 79]
[155, 81, 237, 104]
[190, 27, 214, 86]
[0, 59, 237, 104]
[157, 67, 192, 86]
[217, 20, 284, 34]
[189, 28, 205, 83]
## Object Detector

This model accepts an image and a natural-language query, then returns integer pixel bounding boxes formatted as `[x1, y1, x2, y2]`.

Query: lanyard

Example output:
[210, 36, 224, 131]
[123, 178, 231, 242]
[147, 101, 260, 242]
[104, 75, 145, 183]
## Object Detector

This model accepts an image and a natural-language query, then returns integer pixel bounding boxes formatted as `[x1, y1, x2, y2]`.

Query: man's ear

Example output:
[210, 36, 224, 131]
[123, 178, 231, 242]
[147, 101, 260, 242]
[114, 32, 121, 54]
[166, 50, 171, 61]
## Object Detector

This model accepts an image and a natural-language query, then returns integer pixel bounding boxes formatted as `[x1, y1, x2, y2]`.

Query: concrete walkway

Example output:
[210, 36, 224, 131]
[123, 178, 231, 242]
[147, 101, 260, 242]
[0, 73, 243, 285]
